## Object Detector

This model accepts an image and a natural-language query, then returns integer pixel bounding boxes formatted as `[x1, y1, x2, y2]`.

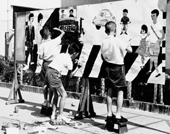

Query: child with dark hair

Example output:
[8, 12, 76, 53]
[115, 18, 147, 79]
[120, 9, 131, 35]
[136, 24, 149, 68]
[147, 9, 165, 77]
[38, 27, 65, 107]
[45, 43, 81, 122]
[101, 21, 132, 131]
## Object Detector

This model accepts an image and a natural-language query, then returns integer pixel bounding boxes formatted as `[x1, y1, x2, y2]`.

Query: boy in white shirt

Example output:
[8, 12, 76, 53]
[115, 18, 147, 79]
[38, 26, 65, 106]
[46, 43, 81, 121]
[101, 21, 132, 131]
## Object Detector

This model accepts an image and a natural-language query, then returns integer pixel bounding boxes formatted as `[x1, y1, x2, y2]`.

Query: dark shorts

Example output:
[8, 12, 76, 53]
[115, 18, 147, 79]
[102, 61, 127, 90]
[45, 67, 65, 96]
[40, 60, 52, 83]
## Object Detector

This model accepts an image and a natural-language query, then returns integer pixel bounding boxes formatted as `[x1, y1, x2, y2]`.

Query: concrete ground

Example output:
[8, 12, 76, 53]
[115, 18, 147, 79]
[0, 87, 170, 134]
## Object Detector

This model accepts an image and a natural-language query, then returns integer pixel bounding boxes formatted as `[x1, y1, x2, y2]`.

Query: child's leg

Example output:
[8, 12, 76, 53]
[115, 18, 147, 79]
[153, 56, 161, 77]
[106, 88, 113, 117]
[51, 91, 58, 120]
[148, 57, 153, 72]
[42, 85, 48, 105]
[58, 85, 67, 115]
[115, 89, 124, 118]
[48, 87, 53, 106]
[120, 24, 124, 34]
[125, 24, 128, 32]
[141, 56, 145, 68]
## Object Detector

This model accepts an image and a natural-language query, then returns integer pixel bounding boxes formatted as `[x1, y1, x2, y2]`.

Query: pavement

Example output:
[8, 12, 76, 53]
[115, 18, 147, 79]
[0, 87, 170, 134]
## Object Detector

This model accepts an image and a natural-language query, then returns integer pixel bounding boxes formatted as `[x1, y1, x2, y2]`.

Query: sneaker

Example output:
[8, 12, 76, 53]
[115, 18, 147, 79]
[112, 114, 128, 123]
[125, 32, 128, 35]
[74, 113, 84, 120]
[120, 32, 123, 35]
[115, 116, 128, 123]
[58, 115, 71, 124]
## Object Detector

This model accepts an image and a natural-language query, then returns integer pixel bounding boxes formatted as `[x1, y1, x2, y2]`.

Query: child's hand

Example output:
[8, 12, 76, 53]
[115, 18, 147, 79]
[53, 27, 60, 30]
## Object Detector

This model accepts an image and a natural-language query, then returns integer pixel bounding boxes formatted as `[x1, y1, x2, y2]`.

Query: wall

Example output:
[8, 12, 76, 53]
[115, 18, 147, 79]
[0, 0, 13, 56]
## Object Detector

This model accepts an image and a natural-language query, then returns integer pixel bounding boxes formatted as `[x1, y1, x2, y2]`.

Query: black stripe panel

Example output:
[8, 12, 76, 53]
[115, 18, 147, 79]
[162, 54, 166, 60]
[163, 26, 166, 34]
[82, 45, 101, 77]
[162, 40, 166, 47]
[124, 46, 138, 74]
[163, 12, 167, 19]
[162, 67, 166, 72]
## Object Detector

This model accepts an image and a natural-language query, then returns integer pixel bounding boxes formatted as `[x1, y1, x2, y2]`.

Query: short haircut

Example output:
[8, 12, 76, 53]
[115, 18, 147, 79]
[69, 9, 74, 13]
[42, 26, 52, 39]
[141, 24, 148, 33]
[43, 26, 52, 34]
[151, 9, 159, 16]
[105, 21, 116, 34]
[38, 13, 43, 23]
[28, 13, 34, 20]
[68, 43, 79, 55]
[123, 9, 128, 13]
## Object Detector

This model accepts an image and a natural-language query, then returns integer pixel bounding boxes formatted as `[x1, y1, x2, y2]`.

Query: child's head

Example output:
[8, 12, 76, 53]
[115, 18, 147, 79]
[105, 21, 116, 35]
[28, 13, 34, 22]
[151, 9, 159, 17]
[38, 13, 43, 24]
[140, 24, 148, 34]
[42, 26, 52, 39]
[123, 9, 128, 16]
[69, 9, 74, 15]
[151, 9, 159, 21]
[68, 43, 80, 60]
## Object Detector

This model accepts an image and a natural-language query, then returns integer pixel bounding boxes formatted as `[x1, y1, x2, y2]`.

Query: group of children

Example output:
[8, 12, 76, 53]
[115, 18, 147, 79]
[38, 26, 82, 122]
[120, 8, 164, 77]
[36, 8, 164, 131]
[136, 9, 164, 77]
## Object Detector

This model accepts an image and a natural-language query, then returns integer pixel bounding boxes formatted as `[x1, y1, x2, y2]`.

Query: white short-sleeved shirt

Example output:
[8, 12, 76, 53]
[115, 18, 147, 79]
[148, 22, 162, 43]
[48, 53, 73, 73]
[101, 35, 129, 65]
[38, 37, 61, 61]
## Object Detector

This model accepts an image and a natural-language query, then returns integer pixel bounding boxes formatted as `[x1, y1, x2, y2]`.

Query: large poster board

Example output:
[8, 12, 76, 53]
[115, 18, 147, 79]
[15, 0, 166, 84]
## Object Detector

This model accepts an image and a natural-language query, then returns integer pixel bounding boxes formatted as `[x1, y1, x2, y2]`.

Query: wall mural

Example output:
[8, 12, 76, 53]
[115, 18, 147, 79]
[15, 0, 166, 88]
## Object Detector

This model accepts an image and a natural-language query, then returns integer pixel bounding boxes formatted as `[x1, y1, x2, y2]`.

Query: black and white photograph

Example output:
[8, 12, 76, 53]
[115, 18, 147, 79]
[0, 0, 170, 134]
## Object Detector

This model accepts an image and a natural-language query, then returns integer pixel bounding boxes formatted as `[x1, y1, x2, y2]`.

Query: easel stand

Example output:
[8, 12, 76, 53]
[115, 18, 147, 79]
[6, 18, 25, 105]
[74, 78, 96, 119]
[6, 63, 25, 105]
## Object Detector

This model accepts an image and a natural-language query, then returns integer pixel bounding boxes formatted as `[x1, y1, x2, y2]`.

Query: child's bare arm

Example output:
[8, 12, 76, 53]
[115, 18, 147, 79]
[53, 27, 65, 38]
